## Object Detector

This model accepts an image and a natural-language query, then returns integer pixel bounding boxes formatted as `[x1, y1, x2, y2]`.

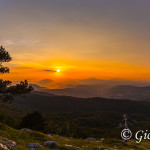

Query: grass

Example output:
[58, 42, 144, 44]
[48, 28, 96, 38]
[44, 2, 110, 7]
[0, 123, 149, 150]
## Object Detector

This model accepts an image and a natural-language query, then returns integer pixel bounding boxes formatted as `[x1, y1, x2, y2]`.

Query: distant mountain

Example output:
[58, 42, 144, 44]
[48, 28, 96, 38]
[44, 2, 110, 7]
[30, 84, 46, 91]
[31, 82, 150, 100]
[36, 78, 150, 89]
[31, 83, 107, 97]
[38, 79, 54, 88]
[105, 85, 150, 100]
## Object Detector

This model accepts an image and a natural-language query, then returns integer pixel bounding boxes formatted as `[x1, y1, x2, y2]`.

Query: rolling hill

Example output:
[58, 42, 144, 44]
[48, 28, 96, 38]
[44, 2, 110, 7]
[13, 91, 150, 114]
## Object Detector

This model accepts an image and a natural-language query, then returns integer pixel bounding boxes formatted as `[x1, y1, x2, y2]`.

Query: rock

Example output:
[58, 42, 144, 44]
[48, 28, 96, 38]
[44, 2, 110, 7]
[114, 146, 118, 149]
[93, 147, 104, 150]
[48, 133, 59, 137]
[64, 144, 73, 147]
[0, 143, 9, 150]
[85, 138, 97, 141]
[26, 143, 41, 149]
[100, 138, 105, 141]
[21, 128, 31, 131]
[47, 134, 52, 137]
[44, 141, 58, 148]
[64, 144, 80, 149]
[1, 138, 17, 148]
[82, 145, 87, 147]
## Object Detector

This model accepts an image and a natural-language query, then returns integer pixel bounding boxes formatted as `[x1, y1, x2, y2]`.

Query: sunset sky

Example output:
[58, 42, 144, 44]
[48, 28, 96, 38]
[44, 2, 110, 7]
[1, 0, 150, 84]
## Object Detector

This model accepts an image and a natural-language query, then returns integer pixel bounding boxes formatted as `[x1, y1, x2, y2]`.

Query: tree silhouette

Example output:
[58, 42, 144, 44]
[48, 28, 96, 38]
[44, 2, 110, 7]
[0, 46, 33, 102]
[117, 114, 137, 143]
[61, 121, 71, 137]
[20, 111, 47, 132]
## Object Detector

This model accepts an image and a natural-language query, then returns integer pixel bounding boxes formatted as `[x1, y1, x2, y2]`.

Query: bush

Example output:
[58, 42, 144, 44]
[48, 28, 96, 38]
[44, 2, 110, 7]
[0, 112, 19, 128]
[20, 111, 48, 132]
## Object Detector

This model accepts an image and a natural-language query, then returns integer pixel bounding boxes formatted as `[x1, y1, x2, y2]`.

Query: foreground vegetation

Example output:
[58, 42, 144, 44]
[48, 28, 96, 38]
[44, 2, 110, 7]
[1, 102, 150, 139]
[0, 96, 150, 149]
[0, 123, 150, 150]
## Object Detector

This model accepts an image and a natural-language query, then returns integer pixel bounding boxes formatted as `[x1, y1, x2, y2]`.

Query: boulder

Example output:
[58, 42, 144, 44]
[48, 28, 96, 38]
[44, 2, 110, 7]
[44, 141, 58, 148]
[64, 144, 73, 147]
[26, 143, 41, 149]
[1, 138, 17, 148]
[93, 147, 104, 150]
[0, 143, 9, 150]
[21, 128, 31, 131]
[85, 138, 97, 141]
[47, 134, 52, 137]
[100, 138, 105, 141]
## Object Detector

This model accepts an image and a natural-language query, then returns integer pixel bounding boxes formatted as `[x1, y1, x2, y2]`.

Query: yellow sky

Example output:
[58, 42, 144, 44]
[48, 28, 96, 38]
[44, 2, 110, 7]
[1, 1, 150, 83]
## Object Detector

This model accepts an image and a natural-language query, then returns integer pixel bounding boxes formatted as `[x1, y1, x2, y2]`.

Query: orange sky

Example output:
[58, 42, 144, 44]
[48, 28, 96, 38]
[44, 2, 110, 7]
[1, 0, 150, 83]
[2, 58, 150, 83]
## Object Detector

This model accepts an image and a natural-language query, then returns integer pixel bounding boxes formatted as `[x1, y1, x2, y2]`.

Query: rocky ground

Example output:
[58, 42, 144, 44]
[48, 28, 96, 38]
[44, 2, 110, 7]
[0, 123, 149, 150]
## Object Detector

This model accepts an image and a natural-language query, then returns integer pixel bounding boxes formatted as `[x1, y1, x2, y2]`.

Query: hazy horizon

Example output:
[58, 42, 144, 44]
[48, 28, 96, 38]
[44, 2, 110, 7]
[31, 78, 150, 89]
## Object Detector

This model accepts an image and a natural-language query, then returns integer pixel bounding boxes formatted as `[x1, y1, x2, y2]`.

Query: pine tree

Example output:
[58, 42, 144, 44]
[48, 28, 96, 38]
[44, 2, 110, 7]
[61, 121, 71, 137]
[0, 46, 33, 102]
[20, 111, 48, 132]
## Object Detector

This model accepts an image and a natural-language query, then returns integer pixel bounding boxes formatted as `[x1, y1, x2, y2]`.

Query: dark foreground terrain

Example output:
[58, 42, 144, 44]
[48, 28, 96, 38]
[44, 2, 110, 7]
[0, 91, 149, 139]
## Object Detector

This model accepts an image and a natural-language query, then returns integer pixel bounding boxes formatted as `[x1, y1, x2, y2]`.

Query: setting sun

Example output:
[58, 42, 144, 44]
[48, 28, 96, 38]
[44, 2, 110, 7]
[57, 69, 60, 73]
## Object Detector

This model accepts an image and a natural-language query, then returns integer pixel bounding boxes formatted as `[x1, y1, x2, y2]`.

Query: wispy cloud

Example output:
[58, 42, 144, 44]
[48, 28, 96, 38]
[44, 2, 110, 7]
[43, 69, 56, 72]
[1, 39, 41, 47]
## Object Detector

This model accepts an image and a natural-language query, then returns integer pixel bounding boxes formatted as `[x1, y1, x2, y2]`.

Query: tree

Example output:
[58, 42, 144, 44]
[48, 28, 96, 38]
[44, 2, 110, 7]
[0, 46, 33, 102]
[0, 112, 19, 128]
[61, 121, 71, 137]
[20, 111, 48, 132]
[118, 114, 137, 143]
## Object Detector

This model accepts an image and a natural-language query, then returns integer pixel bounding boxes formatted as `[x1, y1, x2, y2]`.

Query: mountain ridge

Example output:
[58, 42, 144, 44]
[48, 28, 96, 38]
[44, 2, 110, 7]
[31, 83, 150, 100]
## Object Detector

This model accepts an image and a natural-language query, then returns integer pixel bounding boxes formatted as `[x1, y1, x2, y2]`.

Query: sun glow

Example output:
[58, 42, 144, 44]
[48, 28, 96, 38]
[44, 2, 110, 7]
[57, 69, 60, 72]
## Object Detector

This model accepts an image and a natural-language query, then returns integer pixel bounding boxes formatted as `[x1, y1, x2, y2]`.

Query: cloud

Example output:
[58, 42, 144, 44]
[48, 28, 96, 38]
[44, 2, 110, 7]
[43, 69, 56, 72]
